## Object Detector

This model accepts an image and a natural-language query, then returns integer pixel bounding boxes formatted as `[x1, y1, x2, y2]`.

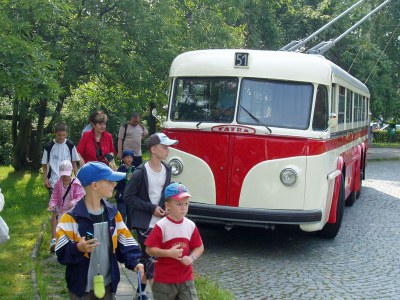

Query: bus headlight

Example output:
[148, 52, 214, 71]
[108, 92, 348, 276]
[168, 158, 183, 176]
[280, 168, 298, 186]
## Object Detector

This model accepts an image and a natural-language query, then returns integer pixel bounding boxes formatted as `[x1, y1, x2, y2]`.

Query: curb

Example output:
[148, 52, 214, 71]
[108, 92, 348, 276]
[31, 222, 46, 300]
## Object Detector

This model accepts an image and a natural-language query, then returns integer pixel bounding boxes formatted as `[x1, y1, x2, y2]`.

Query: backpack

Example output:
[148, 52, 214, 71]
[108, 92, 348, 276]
[115, 123, 128, 153]
[44, 139, 75, 179]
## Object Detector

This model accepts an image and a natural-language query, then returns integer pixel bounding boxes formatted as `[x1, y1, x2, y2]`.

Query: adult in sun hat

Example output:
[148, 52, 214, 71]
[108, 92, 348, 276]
[124, 132, 178, 300]
[47, 160, 85, 252]
[56, 162, 144, 298]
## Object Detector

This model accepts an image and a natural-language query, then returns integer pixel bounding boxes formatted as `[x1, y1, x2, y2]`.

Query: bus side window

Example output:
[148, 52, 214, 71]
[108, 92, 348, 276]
[312, 85, 329, 131]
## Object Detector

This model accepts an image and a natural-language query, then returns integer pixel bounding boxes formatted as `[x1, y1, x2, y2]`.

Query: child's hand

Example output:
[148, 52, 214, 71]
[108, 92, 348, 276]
[168, 244, 183, 260]
[67, 202, 74, 209]
[134, 263, 144, 279]
[180, 256, 194, 266]
[153, 206, 165, 218]
[44, 178, 51, 189]
[77, 237, 99, 253]
[47, 205, 55, 212]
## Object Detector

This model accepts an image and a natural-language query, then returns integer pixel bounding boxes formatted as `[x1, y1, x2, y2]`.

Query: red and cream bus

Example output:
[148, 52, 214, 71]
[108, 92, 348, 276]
[163, 49, 369, 238]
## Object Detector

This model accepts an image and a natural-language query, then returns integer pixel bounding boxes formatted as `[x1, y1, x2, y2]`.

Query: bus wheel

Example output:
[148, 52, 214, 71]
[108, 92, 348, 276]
[345, 171, 358, 206]
[318, 175, 345, 239]
[356, 170, 363, 199]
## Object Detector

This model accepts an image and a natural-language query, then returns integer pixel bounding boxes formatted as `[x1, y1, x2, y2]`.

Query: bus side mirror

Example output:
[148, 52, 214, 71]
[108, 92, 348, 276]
[152, 108, 162, 122]
[328, 113, 337, 128]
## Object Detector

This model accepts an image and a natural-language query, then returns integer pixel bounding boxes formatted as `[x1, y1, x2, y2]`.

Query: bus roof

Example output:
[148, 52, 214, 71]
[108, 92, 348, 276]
[169, 49, 370, 96]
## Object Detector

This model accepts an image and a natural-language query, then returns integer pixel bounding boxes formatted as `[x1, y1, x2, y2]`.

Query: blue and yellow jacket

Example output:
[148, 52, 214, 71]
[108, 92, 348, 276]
[56, 198, 141, 296]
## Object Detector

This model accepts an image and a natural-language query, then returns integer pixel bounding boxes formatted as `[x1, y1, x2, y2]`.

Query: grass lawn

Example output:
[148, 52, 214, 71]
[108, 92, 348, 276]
[0, 166, 49, 299]
[371, 142, 400, 148]
[0, 166, 233, 299]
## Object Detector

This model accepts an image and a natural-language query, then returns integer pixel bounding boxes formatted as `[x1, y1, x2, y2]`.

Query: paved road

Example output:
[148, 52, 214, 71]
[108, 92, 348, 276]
[193, 160, 400, 299]
[116, 149, 400, 299]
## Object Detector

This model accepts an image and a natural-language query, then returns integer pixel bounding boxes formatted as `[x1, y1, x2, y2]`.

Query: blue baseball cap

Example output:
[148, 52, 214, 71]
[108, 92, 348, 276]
[122, 149, 134, 158]
[164, 183, 191, 201]
[77, 162, 126, 186]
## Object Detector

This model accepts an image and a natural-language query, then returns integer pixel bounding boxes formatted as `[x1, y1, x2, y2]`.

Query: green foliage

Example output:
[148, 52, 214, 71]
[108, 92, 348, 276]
[372, 130, 400, 144]
[195, 274, 235, 300]
[0, 121, 12, 165]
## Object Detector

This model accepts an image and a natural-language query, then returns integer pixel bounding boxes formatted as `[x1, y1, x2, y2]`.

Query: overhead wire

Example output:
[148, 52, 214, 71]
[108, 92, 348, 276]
[347, 19, 375, 73]
[364, 21, 399, 84]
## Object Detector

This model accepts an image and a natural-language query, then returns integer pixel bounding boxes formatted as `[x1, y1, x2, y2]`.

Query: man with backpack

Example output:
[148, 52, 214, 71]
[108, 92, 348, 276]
[117, 112, 148, 167]
[41, 123, 80, 196]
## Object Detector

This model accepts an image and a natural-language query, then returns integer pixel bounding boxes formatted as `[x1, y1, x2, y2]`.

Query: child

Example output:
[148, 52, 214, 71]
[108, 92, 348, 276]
[41, 123, 80, 196]
[56, 162, 144, 299]
[145, 183, 204, 300]
[124, 132, 178, 300]
[0, 187, 10, 244]
[114, 150, 135, 224]
[47, 160, 85, 252]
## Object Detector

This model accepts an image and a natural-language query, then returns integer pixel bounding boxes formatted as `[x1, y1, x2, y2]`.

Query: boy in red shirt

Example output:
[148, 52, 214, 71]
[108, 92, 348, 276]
[145, 183, 204, 300]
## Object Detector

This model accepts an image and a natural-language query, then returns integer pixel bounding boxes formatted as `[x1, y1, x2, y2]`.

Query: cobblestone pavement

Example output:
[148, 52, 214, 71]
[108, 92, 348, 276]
[194, 160, 400, 299]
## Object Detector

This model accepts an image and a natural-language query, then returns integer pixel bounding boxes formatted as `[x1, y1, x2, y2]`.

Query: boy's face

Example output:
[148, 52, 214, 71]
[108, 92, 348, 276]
[55, 131, 67, 144]
[166, 197, 189, 221]
[151, 144, 169, 160]
[94, 179, 116, 198]
[123, 156, 133, 166]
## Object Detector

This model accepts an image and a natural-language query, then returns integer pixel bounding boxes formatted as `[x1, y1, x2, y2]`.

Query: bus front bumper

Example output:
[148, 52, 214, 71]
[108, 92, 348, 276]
[188, 203, 322, 228]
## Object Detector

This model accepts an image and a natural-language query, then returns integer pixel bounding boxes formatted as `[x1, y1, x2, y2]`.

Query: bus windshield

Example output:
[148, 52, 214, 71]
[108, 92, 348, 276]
[238, 79, 314, 130]
[170, 77, 314, 129]
[170, 77, 238, 122]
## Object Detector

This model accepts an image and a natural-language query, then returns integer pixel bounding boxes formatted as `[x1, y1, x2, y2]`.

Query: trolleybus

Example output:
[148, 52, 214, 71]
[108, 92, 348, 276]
[163, 49, 369, 238]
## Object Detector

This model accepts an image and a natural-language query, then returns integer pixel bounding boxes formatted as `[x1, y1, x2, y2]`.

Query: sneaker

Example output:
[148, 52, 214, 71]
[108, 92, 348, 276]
[49, 238, 56, 252]
[136, 292, 149, 300]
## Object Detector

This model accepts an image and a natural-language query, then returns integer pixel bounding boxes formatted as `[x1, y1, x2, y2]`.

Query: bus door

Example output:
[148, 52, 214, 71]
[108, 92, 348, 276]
[164, 129, 232, 206]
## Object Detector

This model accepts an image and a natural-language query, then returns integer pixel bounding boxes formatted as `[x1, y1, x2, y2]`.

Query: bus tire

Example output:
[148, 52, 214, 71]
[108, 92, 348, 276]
[356, 170, 363, 199]
[318, 175, 345, 239]
[345, 170, 358, 206]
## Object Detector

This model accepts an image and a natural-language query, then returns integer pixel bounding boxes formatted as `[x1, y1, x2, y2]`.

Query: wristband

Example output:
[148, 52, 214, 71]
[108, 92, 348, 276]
[190, 253, 197, 261]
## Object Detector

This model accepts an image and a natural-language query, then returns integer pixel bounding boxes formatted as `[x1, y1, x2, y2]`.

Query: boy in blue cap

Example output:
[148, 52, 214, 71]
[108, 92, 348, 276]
[56, 162, 144, 299]
[115, 149, 135, 224]
[145, 183, 204, 300]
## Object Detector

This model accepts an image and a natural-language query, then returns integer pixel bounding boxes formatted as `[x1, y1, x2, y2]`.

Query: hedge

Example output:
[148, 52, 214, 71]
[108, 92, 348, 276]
[371, 130, 400, 143]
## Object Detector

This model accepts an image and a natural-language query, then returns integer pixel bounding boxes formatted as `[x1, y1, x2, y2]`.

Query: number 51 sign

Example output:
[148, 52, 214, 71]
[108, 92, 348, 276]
[234, 52, 249, 68]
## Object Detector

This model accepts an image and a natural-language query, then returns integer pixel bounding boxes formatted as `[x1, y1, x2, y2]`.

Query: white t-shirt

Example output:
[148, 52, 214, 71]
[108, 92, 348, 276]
[41, 140, 80, 188]
[0, 188, 4, 212]
[145, 162, 166, 228]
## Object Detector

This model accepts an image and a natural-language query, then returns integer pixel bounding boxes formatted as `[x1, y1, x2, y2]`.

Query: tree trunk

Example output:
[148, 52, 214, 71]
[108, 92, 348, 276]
[12, 100, 32, 171]
[31, 99, 48, 170]
[44, 96, 64, 134]
[148, 101, 157, 134]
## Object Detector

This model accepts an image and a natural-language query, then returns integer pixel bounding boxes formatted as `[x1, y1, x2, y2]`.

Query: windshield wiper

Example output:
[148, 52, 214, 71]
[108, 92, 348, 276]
[240, 105, 272, 134]
[196, 106, 235, 128]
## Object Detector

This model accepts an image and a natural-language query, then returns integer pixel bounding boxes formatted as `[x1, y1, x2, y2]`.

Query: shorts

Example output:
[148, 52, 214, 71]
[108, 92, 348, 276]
[152, 281, 198, 300]
[136, 228, 156, 279]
